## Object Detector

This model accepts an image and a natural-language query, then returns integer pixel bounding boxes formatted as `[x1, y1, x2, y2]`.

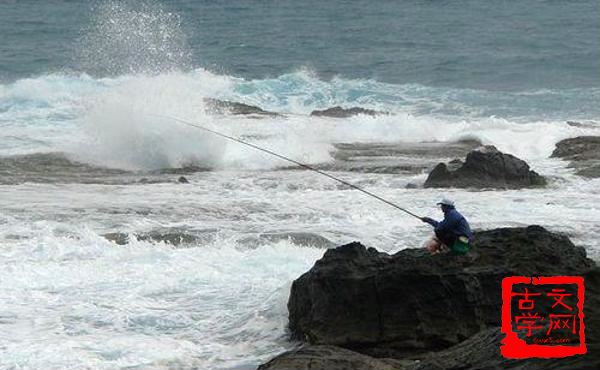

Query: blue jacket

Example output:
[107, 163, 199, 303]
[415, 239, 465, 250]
[428, 208, 472, 242]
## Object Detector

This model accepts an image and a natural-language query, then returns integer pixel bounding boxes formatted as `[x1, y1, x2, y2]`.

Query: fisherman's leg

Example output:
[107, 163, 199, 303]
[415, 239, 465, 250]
[434, 230, 456, 253]
[424, 237, 443, 254]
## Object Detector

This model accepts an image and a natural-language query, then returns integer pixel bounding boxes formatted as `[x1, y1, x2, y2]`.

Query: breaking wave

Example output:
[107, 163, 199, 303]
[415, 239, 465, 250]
[1, 69, 599, 171]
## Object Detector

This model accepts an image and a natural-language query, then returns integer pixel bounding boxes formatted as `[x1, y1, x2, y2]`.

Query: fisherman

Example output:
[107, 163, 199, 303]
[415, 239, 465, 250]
[421, 198, 472, 255]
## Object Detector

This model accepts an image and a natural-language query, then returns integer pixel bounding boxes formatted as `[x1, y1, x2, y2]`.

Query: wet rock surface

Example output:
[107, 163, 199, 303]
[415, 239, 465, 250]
[204, 98, 281, 117]
[552, 136, 600, 178]
[261, 226, 599, 370]
[239, 232, 335, 249]
[424, 145, 546, 188]
[565, 120, 598, 128]
[258, 345, 407, 370]
[324, 140, 481, 175]
[0, 151, 217, 185]
[103, 228, 217, 247]
[0, 152, 132, 185]
[310, 106, 384, 118]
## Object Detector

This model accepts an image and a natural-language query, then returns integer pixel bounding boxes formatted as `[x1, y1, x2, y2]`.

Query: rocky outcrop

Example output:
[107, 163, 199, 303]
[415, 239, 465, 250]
[310, 106, 384, 118]
[288, 226, 592, 354]
[261, 226, 599, 370]
[551, 136, 600, 178]
[424, 145, 546, 188]
[203, 98, 280, 117]
[258, 345, 408, 370]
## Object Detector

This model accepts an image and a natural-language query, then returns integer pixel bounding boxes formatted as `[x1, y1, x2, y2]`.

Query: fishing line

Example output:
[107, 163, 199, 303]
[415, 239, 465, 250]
[151, 113, 422, 219]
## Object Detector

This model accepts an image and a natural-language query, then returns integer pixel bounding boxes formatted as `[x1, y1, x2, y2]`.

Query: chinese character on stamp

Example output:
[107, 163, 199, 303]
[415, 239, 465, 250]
[501, 276, 586, 358]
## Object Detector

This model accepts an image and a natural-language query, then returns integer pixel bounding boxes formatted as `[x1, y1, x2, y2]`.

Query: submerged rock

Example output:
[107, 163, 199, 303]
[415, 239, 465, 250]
[239, 232, 335, 249]
[424, 145, 546, 189]
[262, 226, 600, 370]
[156, 166, 212, 175]
[204, 98, 281, 117]
[103, 229, 212, 246]
[310, 106, 383, 118]
[0, 152, 132, 185]
[552, 136, 600, 178]
[566, 120, 598, 128]
[177, 176, 189, 183]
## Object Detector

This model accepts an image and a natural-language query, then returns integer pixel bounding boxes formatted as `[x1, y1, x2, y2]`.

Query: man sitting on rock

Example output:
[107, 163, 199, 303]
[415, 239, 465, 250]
[421, 198, 472, 255]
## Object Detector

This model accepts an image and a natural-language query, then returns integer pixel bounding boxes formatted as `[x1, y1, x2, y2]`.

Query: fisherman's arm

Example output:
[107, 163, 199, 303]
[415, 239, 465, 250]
[421, 217, 439, 227]
[433, 213, 459, 234]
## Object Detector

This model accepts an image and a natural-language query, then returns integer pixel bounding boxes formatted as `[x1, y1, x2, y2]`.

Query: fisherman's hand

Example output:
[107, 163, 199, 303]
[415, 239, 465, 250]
[421, 217, 434, 224]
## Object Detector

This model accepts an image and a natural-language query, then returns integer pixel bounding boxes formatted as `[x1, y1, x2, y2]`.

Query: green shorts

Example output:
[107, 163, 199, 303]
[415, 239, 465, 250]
[450, 236, 470, 255]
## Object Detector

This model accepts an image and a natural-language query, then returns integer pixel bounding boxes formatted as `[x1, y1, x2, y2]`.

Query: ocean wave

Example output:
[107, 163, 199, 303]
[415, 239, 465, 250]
[0, 224, 323, 369]
[2, 69, 599, 121]
[1, 70, 599, 171]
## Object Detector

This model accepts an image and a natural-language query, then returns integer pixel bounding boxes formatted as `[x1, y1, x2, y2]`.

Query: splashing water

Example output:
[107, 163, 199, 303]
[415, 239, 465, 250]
[71, 72, 230, 171]
[77, 0, 192, 76]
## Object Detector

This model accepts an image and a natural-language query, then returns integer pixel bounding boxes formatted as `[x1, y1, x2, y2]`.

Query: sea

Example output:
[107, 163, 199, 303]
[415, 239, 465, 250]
[0, 1, 599, 369]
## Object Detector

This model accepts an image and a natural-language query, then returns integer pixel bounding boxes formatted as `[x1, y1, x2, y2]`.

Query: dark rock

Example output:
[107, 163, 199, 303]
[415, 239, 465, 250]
[157, 166, 211, 175]
[402, 326, 599, 370]
[177, 176, 189, 183]
[566, 120, 598, 128]
[258, 345, 408, 370]
[103, 229, 207, 246]
[103, 232, 130, 245]
[567, 121, 584, 127]
[261, 226, 599, 370]
[204, 98, 280, 117]
[288, 226, 595, 356]
[551, 136, 600, 178]
[552, 136, 600, 160]
[326, 140, 481, 175]
[424, 145, 546, 189]
[239, 232, 335, 249]
[137, 177, 166, 184]
[310, 106, 384, 118]
[405, 183, 418, 189]
[405, 269, 600, 370]
[0, 152, 131, 185]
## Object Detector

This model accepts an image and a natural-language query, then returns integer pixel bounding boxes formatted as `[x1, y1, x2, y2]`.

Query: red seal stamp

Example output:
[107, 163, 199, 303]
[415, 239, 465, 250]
[501, 276, 586, 358]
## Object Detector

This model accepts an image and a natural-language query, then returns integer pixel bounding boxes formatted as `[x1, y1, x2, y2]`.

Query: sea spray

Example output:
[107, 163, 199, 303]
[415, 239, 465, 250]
[76, 0, 192, 76]
[72, 72, 228, 170]
[2, 71, 598, 169]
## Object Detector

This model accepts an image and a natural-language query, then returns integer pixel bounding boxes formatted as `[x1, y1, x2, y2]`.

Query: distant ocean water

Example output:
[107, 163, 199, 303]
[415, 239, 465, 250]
[1, 0, 599, 90]
[0, 1, 599, 369]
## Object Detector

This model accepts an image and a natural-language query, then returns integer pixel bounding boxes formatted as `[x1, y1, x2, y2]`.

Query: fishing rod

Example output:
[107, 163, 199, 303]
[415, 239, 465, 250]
[151, 113, 422, 220]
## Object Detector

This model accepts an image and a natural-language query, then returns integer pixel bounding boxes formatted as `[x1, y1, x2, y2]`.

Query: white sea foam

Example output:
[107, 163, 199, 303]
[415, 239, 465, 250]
[0, 221, 324, 369]
[2, 70, 599, 169]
